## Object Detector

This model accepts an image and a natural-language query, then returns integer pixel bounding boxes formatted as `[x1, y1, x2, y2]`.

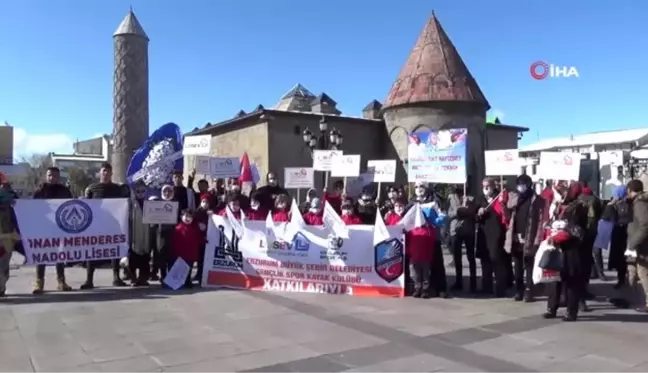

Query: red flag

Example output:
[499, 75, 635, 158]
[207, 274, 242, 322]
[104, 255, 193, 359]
[240, 152, 253, 183]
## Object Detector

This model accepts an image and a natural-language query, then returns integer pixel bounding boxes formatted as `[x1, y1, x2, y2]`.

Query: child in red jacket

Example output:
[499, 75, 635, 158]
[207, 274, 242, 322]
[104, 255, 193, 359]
[405, 222, 436, 298]
[246, 192, 268, 221]
[303, 198, 324, 225]
[340, 198, 362, 225]
[218, 194, 243, 219]
[384, 199, 406, 226]
[272, 194, 291, 222]
[171, 209, 204, 288]
[323, 180, 344, 214]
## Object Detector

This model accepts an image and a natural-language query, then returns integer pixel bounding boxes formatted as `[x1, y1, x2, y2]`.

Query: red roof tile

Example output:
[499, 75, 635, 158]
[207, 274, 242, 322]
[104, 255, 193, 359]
[383, 13, 490, 110]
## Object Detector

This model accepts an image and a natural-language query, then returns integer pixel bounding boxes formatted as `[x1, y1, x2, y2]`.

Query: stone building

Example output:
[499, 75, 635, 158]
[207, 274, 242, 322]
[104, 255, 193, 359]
[184, 13, 527, 194]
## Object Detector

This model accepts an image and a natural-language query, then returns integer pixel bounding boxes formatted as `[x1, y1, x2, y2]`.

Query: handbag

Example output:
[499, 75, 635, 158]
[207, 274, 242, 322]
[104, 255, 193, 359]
[538, 245, 563, 271]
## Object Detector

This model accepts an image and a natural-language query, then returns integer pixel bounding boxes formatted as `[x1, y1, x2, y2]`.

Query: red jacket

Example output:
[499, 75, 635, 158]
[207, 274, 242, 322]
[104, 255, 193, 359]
[323, 191, 342, 214]
[341, 214, 362, 225]
[384, 211, 402, 226]
[246, 208, 268, 221]
[491, 192, 509, 227]
[405, 225, 436, 264]
[272, 210, 290, 222]
[171, 222, 203, 262]
[194, 208, 210, 235]
[218, 208, 242, 220]
[303, 211, 323, 225]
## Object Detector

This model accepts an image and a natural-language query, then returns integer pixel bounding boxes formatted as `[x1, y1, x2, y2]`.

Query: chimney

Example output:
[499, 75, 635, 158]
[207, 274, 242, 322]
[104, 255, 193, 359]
[311, 93, 341, 115]
[362, 100, 383, 119]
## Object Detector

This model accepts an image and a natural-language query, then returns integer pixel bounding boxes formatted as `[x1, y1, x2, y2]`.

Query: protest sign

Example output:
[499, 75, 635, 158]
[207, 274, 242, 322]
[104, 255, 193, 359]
[366, 160, 396, 183]
[13, 199, 130, 265]
[407, 128, 467, 183]
[182, 135, 211, 155]
[537, 151, 581, 181]
[484, 150, 520, 176]
[164, 258, 191, 290]
[210, 157, 241, 178]
[195, 156, 211, 175]
[142, 200, 178, 224]
[202, 214, 405, 297]
[312, 150, 343, 171]
[331, 154, 361, 177]
[284, 167, 315, 189]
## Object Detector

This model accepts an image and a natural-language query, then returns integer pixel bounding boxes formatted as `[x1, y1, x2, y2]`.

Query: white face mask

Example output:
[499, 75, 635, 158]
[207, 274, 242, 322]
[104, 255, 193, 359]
[309, 208, 321, 214]
[277, 203, 286, 210]
[250, 202, 259, 211]
[395, 207, 404, 215]
[182, 217, 193, 225]
[415, 187, 425, 197]
[341, 209, 352, 215]
[483, 188, 492, 197]
[387, 192, 396, 200]
[200, 202, 209, 209]
[516, 185, 528, 194]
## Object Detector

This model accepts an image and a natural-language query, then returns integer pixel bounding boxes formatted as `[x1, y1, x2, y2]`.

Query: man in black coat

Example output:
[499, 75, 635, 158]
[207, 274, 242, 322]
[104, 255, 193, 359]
[32, 167, 74, 294]
[256, 172, 287, 211]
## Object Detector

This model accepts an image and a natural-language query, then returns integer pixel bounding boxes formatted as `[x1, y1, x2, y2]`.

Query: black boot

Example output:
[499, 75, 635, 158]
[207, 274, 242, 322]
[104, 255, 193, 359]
[523, 288, 534, 303]
[542, 310, 557, 319]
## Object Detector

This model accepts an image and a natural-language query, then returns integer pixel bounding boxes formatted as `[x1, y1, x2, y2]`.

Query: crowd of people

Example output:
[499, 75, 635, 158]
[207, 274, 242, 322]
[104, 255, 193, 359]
[1, 163, 647, 323]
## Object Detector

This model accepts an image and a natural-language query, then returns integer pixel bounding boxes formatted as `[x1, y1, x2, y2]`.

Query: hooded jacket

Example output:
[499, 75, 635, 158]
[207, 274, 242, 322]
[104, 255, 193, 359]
[627, 192, 648, 257]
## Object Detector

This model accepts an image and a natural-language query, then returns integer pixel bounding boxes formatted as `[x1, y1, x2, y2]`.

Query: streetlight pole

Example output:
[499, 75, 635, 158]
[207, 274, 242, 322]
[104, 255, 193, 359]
[302, 116, 343, 189]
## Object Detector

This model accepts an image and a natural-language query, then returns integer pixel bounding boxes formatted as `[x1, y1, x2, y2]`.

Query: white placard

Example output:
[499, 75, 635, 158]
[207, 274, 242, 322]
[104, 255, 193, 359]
[210, 157, 240, 178]
[484, 150, 521, 176]
[143, 200, 179, 224]
[13, 199, 130, 265]
[195, 156, 211, 175]
[537, 151, 581, 181]
[313, 150, 343, 171]
[284, 167, 315, 189]
[366, 160, 396, 183]
[183, 135, 211, 155]
[331, 154, 361, 177]
[163, 258, 191, 290]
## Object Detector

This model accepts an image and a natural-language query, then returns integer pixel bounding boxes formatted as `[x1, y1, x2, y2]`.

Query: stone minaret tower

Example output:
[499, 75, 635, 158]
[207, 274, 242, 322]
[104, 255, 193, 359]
[382, 13, 490, 194]
[112, 9, 150, 184]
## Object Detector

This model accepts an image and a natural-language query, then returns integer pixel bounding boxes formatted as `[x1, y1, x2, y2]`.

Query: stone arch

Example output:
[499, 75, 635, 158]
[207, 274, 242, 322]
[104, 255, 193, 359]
[412, 123, 433, 133]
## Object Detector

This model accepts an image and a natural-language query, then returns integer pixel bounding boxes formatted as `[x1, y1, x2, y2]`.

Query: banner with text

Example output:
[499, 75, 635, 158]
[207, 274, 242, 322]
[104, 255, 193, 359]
[201, 215, 405, 297]
[182, 135, 211, 155]
[407, 129, 467, 183]
[537, 151, 581, 181]
[284, 167, 315, 189]
[484, 150, 520, 176]
[13, 199, 130, 265]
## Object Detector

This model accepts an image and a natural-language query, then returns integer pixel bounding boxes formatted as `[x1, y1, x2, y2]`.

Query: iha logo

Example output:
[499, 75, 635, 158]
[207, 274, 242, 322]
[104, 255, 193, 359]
[530, 61, 579, 80]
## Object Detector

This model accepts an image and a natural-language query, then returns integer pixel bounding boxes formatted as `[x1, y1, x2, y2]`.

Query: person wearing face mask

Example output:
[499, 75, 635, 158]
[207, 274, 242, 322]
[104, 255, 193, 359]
[246, 192, 268, 220]
[192, 193, 214, 283]
[379, 186, 400, 217]
[447, 185, 479, 293]
[384, 198, 406, 225]
[476, 178, 509, 297]
[355, 189, 377, 224]
[127, 181, 153, 287]
[323, 180, 345, 214]
[171, 170, 196, 216]
[303, 198, 324, 225]
[340, 198, 362, 225]
[152, 185, 178, 283]
[301, 188, 318, 213]
[256, 172, 288, 211]
[218, 194, 244, 219]
[503, 174, 546, 302]
[272, 194, 291, 222]
[170, 209, 203, 289]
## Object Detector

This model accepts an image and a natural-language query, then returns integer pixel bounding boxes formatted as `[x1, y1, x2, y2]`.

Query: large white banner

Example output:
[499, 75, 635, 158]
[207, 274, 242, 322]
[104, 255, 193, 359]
[13, 199, 130, 265]
[201, 215, 405, 297]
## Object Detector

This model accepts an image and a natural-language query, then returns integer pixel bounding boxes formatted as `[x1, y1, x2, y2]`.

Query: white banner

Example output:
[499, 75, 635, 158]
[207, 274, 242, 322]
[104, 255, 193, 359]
[312, 150, 343, 171]
[201, 215, 405, 297]
[366, 160, 396, 183]
[331, 154, 361, 177]
[183, 135, 211, 155]
[484, 150, 520, 176]
[537, 151, 581, 181]
[13, 199, 130, 265]
[284, 167, 314, 189]
[210, 157, 241, 178]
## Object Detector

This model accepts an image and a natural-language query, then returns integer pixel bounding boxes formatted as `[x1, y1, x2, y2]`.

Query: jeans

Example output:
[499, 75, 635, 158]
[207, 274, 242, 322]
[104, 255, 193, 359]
[409, 262, 431, 292]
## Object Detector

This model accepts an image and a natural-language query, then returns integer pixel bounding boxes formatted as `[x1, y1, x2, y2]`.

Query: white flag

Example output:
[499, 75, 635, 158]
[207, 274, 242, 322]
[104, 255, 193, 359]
[373, 209, 391, 246]
[283, 198, 306, 242]
[400, 203, 425, 232]
[323, 201, 349, 239]
[225, 206, 244, 239]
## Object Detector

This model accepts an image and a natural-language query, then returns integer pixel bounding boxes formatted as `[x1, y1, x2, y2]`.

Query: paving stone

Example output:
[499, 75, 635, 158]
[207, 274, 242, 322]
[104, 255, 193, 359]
[0, 357, 35, 372]
[86, 341, 146, 363]
[221, 345, 321, 371]
[342, 353, 458, 372]
[544, 354, 634, 372]
[98, 355, 163, 372]
[30, 347, 94, 371]
[301, 334, 386, 355]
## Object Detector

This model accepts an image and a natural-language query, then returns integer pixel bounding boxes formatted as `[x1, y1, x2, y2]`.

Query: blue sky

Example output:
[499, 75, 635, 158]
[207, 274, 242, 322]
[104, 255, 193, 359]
[0, 0, 646, 157]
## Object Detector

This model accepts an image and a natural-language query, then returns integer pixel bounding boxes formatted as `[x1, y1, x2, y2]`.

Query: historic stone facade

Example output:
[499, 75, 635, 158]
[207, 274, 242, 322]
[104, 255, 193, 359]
[112, 10, 150, 183]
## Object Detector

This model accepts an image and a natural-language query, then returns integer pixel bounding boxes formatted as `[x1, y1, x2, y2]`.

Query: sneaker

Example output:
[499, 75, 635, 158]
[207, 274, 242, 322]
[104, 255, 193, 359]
[0, 291, 5, 297]
[80, 282, 94, 290]
[32, 279, 44, 295]
[149, 274, 160, 281]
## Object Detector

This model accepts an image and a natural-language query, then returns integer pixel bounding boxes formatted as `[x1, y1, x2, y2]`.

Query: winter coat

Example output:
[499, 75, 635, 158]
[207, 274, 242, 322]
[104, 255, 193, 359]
[405, 225, 436, 264]
[503, 191, 546, 256]
[384, 211, 402, 226]
[551, 199, 589, 279]
[171, 222, 203, 262]
[256, 184, 288, 211]
[476, 194, 507, 258]
[194, 208, 210, 235]
[627, 192, 648, 258]
[447, 193, 478, 236]
[130, 198, 152, 255]
[355, 202, 377, 224]
[303, 212, 323, 225]
[341, 214, 362, 225]
[272, 210, 290, 222]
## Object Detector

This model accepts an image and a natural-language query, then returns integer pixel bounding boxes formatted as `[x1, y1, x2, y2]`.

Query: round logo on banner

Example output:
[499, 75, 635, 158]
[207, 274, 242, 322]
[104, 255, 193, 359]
[55, 200, 93, 234]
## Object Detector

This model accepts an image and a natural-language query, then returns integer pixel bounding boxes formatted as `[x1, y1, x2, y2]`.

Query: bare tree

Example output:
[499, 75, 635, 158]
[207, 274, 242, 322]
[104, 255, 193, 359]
[67, 167, 93, 198]
[17, 154, 52, 193]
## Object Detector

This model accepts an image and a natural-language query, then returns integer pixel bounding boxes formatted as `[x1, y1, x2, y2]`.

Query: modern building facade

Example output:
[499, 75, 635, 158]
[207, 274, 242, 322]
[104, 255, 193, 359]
[50, 135, 112, 181]
[0, 125, 14, 166]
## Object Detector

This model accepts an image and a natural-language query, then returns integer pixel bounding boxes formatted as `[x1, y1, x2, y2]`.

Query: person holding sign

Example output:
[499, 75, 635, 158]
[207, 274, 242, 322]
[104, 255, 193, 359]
[504, 174, 546, 302]
[170, 209, 203, 289]
[340, 198, 362, 225]
[323, 180, 345, 214]
[303, 198, 324, 225]
[271, 194, 291, 222]
[152, 185, 177, 283]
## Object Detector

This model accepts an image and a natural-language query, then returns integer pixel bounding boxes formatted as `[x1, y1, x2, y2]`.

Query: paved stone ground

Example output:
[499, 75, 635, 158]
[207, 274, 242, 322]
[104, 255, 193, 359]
[2, 253, 648, 372]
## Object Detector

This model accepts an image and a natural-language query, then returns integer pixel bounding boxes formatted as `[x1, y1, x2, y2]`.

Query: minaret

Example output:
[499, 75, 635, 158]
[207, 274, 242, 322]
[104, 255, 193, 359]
[112, 8, 149, 184]
[382, 13, 490, 194]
